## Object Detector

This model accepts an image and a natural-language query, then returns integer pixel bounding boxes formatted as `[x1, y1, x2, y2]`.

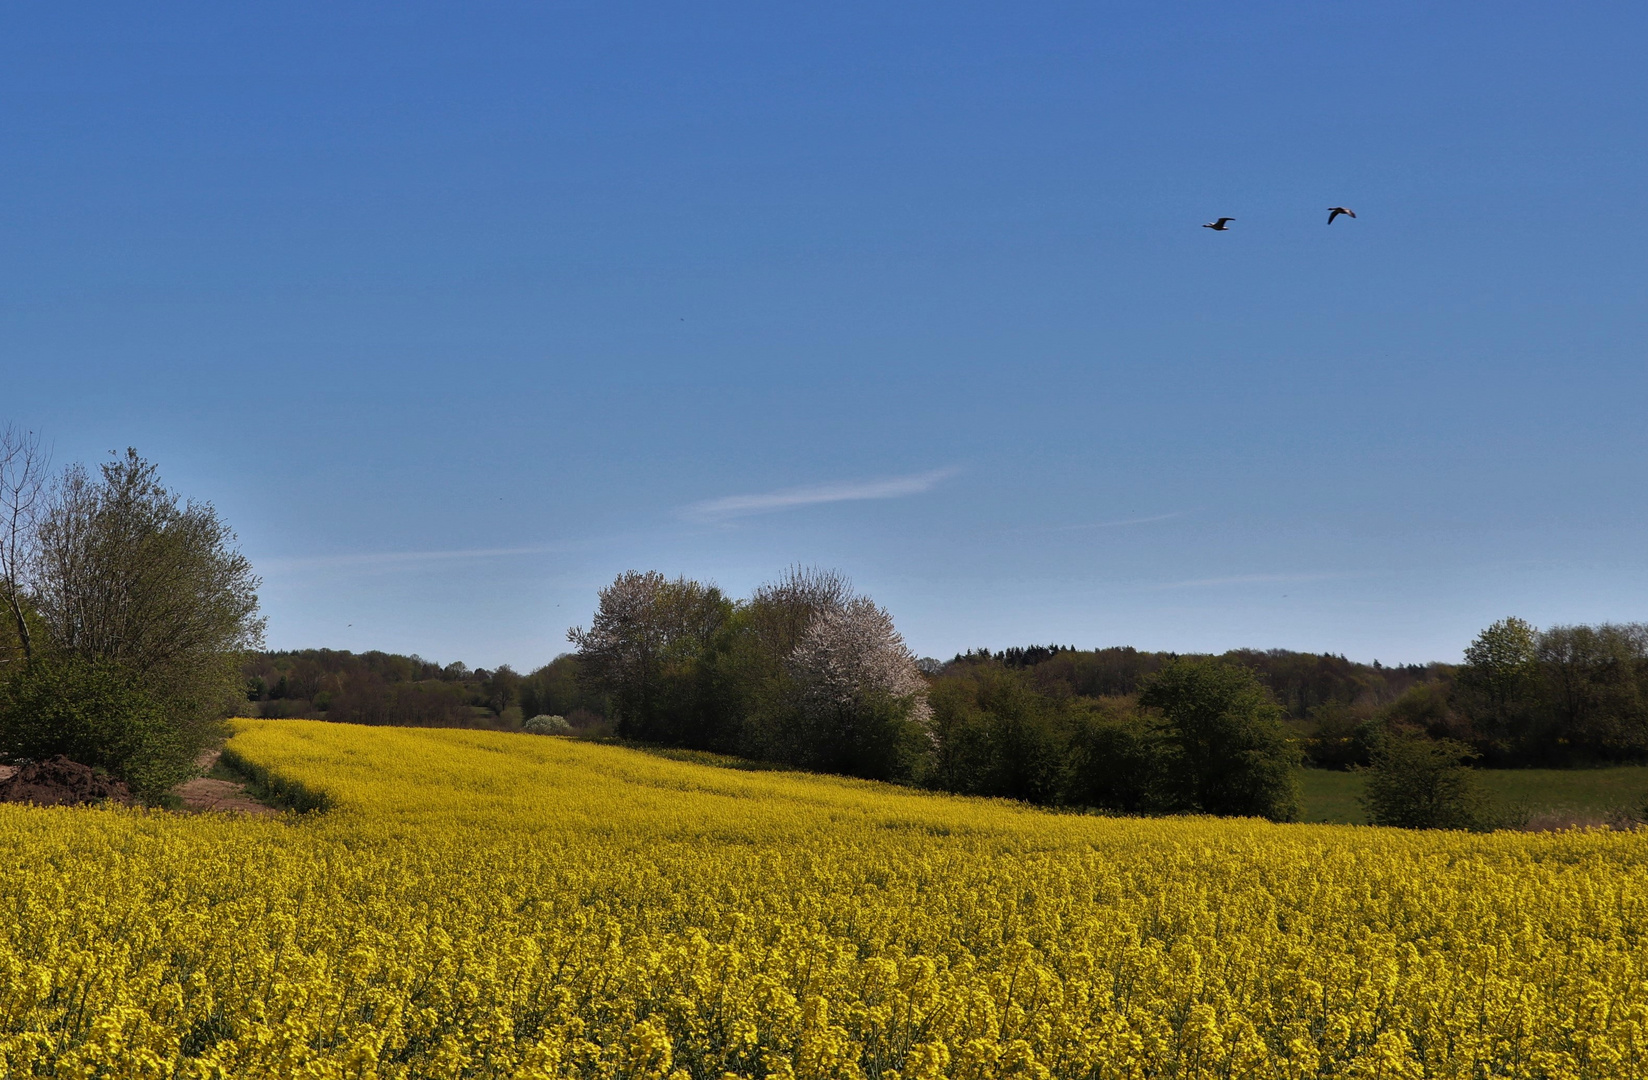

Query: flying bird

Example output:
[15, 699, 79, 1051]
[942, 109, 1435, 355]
[1203, 217, 1234, 231]
[1327, 207, 1356, 224]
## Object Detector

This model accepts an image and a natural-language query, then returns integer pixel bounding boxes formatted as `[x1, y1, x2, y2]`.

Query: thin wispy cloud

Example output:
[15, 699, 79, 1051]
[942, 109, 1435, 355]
[685, 467, 958, 521]
[1053, 511, 1186, 532]
[1151, 572, 1343, 590]
[257, 543, 573, 574]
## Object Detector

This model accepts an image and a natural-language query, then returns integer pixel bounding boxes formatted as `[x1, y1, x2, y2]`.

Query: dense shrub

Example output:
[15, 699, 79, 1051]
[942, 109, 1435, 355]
[524, 714, 572, 735]
[28, 451, 262, 756]
[0, 657, 192, 799]
[1362, 734, 1492, 831]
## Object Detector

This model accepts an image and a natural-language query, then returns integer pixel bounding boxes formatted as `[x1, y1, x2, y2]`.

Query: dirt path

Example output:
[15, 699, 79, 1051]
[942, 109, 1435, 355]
[173, 750, 279, 815]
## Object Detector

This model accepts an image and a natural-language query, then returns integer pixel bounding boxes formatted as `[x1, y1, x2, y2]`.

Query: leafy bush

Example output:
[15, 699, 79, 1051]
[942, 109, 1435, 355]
[524, 714, 572, 735]
[0, 657, 193, 799]
[1361, 734, 1492, 830]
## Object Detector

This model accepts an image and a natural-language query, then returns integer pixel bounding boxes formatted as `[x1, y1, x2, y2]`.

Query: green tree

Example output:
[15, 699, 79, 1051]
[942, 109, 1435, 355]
[568, 571, 732, 745]
[747, 565, 854, 661]
[1302, 700, 1383, 770]
[1138, 658, 1300, 821]
[923, 675, 993, 794]
[1362, 734, 1491, 830]
[1456, 617, 1540, 758]
[1534, 623, 1648, 761]
[720, 566, 857, 762]
[925, 668, 1065, 803]
[518, 654, 604, 725]
[1063, 706, 1169, 813]
[15, 448, 263, 777]
[1382, 680, 1461, 739]
[480, 665, 521, 717]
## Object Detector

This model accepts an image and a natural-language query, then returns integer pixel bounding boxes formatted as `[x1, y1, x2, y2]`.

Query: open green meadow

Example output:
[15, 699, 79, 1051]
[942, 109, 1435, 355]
[1298, 765, 1648, 825]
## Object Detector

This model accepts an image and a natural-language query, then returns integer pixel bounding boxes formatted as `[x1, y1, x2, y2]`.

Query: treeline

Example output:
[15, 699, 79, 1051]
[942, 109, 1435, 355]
[241, 606, 1648, 815]
[927, 655, 1300, 818]
[958, 618, 1648, 772]
[549, 571, 1648, 823]
[554, 568, 1304, 819]
[242, 649, 602, 730]
[241, 572, 1648, 827]
[899, 646, 1445, 817]
[8, 420, 1635, 826]
[950, 644, 1443, 719]
[1252, 619, 1648, 769]
[1440, 618, 1648, 765]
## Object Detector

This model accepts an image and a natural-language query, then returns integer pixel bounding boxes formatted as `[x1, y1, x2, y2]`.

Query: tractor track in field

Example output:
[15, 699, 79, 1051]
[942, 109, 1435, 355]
[174, 750, 279, 815]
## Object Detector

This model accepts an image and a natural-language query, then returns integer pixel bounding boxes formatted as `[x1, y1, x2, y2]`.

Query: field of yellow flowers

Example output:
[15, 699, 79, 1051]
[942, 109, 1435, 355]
[2, 720, 1648, 1079]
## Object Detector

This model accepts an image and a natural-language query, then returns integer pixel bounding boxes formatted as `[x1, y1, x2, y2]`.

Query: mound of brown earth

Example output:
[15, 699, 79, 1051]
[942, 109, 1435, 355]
[0, 755, 131, 806]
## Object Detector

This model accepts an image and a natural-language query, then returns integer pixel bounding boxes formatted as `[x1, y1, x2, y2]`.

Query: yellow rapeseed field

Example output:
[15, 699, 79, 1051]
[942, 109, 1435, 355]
[3, 720, 1648, 1079]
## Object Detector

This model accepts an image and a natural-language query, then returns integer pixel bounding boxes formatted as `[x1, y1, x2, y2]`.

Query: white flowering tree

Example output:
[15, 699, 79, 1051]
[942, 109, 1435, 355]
[784, 594, 932, 779]
[570, 565, 933, 778]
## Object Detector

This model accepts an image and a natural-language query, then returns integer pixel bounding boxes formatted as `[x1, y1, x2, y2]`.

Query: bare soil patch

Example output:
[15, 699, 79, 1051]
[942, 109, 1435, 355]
[173, 776, 278, 815]
[0, 756, 133, 806]
[175, 750, 279, 815]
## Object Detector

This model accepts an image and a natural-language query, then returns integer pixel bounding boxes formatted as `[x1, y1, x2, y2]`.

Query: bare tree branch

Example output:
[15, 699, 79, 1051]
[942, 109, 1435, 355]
[0, 424, 49, 665]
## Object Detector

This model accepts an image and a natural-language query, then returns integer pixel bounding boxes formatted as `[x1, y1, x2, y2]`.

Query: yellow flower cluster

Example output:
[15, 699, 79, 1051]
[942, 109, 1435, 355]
[2, 720, 1647, 1079]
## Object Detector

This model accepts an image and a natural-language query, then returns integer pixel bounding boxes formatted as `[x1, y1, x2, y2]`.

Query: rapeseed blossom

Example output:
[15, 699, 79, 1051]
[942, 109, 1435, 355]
[0, 719, 1645, 1078]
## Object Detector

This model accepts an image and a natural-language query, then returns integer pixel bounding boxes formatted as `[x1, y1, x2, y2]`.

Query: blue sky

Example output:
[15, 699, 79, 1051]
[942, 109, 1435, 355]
[5, 2, 1646, 669]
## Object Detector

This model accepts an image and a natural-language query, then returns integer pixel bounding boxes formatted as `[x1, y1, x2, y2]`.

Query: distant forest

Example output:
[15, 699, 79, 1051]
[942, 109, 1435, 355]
[242, 650, 602, 731]
[244, 616, 1648, 774]
[940, 643, 1444, 722]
